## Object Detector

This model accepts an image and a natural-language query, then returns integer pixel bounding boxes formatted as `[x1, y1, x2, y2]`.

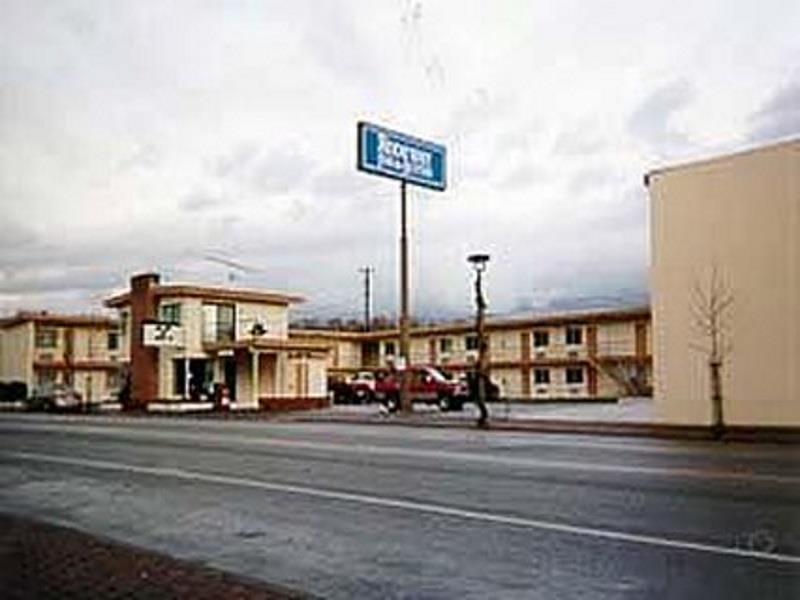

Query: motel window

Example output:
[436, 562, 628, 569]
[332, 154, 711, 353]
[566, 326, 583, 346]
[216, 304, 235, 342]
[202, 303, 236, 343]
[534, 368, 550, 385]
[108, 331, 120, 351]
[566, 367, 584, 384]
[35, 328, 58, 349]
[533, 331, 549, 348]
[36, 369, 56, 390]
[465, 335, 479, 351]
[439, 337, 453, 354]
[159, 303, 181, 325]
[384, 341, 396, 356]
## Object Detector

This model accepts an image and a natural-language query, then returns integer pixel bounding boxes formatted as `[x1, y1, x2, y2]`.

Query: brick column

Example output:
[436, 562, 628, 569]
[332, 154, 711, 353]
[520, 331, 531, 398]
[635, 322, 647, 359]
[129, 273, 160, 408]
[587, 325, 598, 396]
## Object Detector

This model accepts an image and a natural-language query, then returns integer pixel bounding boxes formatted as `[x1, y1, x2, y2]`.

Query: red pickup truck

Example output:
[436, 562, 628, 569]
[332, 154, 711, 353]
[374, 366, 467, 412]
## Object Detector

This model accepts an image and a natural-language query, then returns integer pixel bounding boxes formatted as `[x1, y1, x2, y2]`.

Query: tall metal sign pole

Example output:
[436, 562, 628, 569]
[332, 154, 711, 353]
[399, 180, 410, 411]
[357, 122, 447, 414]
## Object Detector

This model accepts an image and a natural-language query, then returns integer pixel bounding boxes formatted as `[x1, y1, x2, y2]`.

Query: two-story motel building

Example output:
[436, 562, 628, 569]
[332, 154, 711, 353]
[0, 311, 121, 403]
[104, 273, 330, 410]
[291, 306, 652, 401]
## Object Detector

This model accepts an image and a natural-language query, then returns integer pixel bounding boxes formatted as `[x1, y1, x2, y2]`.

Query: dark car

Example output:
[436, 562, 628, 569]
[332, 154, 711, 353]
[27, 384, 83, 412]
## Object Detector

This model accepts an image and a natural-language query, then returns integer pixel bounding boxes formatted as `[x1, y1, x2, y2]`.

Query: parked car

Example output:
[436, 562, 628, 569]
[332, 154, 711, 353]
[348, 371, 377, 404]
[374, 366, 467, 412]
[330, 371, 387, 405]
[27, 384, 83, 412]
[451, 371, 503, 404]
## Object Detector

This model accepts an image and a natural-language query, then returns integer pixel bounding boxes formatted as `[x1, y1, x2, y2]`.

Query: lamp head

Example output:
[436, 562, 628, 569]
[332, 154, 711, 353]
[467, 253, 490, 272]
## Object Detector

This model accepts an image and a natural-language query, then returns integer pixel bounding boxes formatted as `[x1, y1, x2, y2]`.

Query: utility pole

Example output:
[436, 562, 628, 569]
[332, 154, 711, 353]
[359, 266, 374, 331]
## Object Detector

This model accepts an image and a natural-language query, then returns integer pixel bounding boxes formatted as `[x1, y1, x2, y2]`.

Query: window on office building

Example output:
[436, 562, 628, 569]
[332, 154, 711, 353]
[107, 331, 120, 351]
[533, 330, 549, 347]
[533, 368, 550, 384]
[565, 326, 583, 345]
[159, 303, 181, 325]
[465, 335, 479, 351]
[439, 337, 453, 354]
[35, 328, 58, 349]
[566, 367, 584, 384]
[202, 303, 236, 343]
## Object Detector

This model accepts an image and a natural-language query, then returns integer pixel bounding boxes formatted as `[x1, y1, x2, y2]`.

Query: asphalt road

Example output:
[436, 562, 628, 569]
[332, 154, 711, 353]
[0, 414, 798, 599]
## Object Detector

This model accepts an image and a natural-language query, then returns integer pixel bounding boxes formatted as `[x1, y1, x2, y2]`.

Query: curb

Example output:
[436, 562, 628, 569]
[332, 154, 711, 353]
[285, 415, 800, 444]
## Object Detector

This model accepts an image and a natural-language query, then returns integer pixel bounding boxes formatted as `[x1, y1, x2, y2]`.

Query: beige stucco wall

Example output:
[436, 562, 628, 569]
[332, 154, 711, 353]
[489, 330, 522, 362]
[649, 139, 799, 426]
[491, 367, 522, 398]
[597, 322, 636, 356]
[236, 301, 289, 341]
[334, 340, 362, 369]
[0, 323, 33, 386]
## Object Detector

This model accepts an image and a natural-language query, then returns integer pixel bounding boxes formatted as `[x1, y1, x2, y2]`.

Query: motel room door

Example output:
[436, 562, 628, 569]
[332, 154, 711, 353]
[222, 356, 237, 401]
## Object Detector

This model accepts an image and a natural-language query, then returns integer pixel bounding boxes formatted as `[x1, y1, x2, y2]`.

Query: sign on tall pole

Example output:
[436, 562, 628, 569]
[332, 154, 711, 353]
[357, 122, 447, 413]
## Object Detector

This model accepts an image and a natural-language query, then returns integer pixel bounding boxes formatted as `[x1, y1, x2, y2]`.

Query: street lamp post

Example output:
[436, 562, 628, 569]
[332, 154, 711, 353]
[468, 253, 490, 427]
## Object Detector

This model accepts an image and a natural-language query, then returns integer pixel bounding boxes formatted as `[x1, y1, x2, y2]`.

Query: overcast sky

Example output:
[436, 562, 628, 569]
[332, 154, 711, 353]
[1, 0, 798, 322]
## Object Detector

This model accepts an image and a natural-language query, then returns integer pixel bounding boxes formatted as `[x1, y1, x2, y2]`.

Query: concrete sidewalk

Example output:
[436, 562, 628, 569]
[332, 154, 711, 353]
[0, 514, 310, 599]
[285, 399, 800, 443]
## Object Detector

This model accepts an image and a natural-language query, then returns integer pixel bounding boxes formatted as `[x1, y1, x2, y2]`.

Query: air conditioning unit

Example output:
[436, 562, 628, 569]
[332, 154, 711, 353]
[536, 388, 548, 395]
[535, 351, 546, 359]
[567, 350, 579, 358]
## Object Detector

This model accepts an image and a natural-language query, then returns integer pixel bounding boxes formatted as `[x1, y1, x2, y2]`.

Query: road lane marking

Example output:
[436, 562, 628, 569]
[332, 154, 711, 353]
[5, 450, 800, 565]
[1, 422, 798, 485]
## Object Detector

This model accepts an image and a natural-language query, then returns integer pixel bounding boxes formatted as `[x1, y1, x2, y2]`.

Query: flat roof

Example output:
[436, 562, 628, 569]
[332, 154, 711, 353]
[105, 284, 306, 308]
[644, 136, 800, 185]
[0, 311, 117, 329]
[290, 305, 651, 341]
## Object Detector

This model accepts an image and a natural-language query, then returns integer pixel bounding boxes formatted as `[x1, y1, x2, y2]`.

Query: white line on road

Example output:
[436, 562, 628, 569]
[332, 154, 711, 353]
[1, 421, 798, 485]
[5, 450, 800, 565]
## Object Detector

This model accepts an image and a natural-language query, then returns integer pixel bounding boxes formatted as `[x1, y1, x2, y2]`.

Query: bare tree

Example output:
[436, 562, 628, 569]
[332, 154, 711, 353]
[689, 264, 734, 439]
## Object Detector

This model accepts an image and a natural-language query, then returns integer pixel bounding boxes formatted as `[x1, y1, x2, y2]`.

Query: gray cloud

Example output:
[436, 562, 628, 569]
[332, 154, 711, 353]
[117, 142, 162, 171]
[0, 220, 38, 251]
[628, 79, 694, 152]
[180, 190, 225, 212]
[567, 167, 621, 196]
[250, 149, 315, 194]
[554, 128, 607, 156]
[1, 1, 796, 320]
[212, 142, 260, 179]
[498, 164, 548, 190]
[748, 81, 800, 142]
